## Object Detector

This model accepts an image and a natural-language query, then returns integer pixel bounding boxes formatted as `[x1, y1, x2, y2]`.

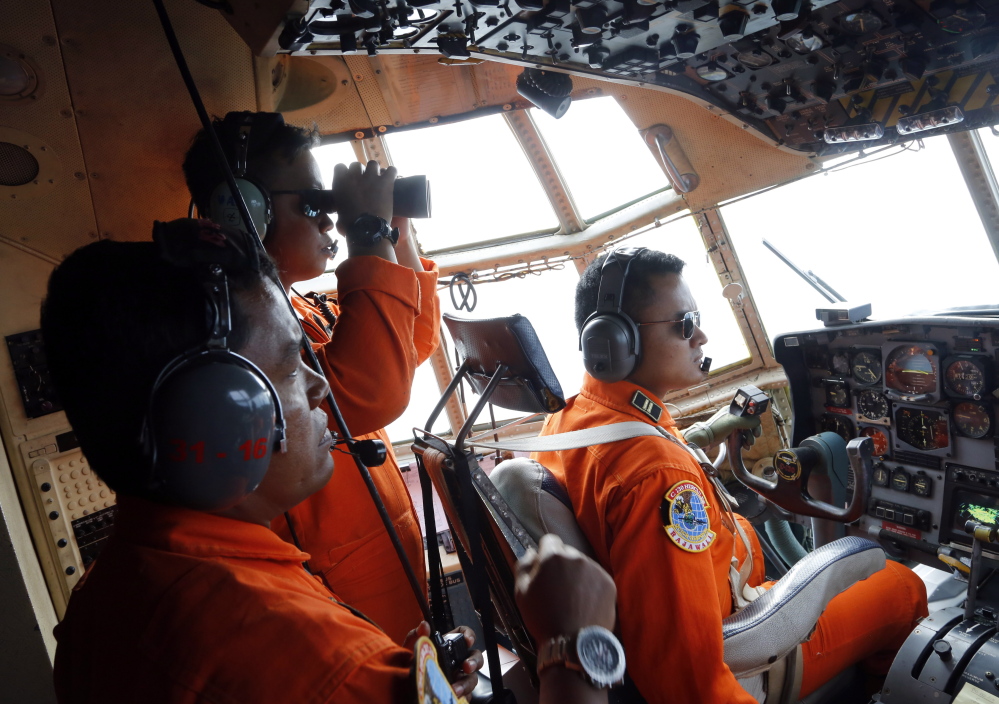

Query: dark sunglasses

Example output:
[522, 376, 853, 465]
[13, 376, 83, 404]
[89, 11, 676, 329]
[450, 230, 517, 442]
[271, 189, 336, 218]
[637, 311, 701, 339]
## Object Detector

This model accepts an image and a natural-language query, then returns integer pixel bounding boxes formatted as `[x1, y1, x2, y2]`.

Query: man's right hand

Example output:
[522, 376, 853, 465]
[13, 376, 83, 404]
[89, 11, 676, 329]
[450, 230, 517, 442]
[332, 160, 396, 235]
[515, 534, 617, 642]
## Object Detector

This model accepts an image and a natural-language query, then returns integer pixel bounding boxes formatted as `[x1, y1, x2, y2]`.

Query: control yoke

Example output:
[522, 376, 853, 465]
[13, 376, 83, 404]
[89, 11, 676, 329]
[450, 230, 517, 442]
[726, 386, 875, 523]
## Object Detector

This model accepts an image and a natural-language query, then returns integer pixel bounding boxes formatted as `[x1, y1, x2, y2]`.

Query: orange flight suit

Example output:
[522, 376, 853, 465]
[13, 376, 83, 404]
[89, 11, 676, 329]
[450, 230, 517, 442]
[273, 255, 440, 645]
[54, 498, 414, 704]
[535, 374, 927, 704]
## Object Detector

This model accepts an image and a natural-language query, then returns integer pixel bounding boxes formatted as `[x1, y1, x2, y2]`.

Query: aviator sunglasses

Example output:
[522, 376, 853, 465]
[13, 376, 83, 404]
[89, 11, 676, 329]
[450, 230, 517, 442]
[637, 311, 701, 339]
[271, 189, 336, 218]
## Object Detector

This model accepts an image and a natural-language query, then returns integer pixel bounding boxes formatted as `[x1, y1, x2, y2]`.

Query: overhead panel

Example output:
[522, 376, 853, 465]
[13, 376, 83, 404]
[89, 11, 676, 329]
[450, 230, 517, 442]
[593, 75, 815, 209]
[0, 1, 96, 261]
[224, 0, 999, 156]
[50, 0, 257, 241]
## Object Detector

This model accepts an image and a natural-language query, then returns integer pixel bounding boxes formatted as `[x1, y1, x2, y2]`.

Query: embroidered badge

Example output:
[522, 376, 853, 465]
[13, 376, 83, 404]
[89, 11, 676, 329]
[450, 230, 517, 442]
[631, 390, 663, 422]
[660, 481, 716, 553]
[774, 449, 802, 481]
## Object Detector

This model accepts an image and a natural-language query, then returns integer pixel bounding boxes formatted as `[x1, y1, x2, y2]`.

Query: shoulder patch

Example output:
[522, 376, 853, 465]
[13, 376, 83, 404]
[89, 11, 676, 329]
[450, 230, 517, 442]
[660, 481, 716, 553]
[631, 390, 663, 422]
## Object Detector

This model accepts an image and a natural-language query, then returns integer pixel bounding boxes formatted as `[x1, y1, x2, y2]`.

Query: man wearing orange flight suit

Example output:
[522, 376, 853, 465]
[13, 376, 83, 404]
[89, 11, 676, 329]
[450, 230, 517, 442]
[535, 247, 928, 704]
[49, 229, 626, 703]
[183, 114, 438, 645]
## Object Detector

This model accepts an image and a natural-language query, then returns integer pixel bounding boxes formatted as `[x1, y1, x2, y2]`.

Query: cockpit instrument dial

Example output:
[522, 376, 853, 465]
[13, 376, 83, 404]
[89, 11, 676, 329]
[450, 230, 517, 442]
[913, 474, 932, 497]
[841, 10, 883, 35]
[820, 413, 854, 443]
[852, 350, 882, 386]
[938, 4, 987, 33]
[857, 389, 889, 422]
[885, 345, 938, 396]
[891, 467, 910, 493]
[953, 401, 992, 439]
[860, 426, 889, 457]
[944, 356, 990, 399]
[894, 407, 949, 451]
[824, 379, 850, 408]
[873, 463, 890, 487]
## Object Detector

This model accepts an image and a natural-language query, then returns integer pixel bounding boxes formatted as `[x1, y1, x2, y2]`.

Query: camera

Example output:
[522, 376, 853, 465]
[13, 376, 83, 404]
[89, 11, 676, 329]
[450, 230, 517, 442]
[432, 630, 470, 682]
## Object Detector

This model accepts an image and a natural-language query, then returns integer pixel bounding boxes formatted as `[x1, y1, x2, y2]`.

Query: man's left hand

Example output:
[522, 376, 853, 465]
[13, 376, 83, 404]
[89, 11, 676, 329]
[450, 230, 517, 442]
[403, 621, 484, 698]
[683, 407, 763, 450]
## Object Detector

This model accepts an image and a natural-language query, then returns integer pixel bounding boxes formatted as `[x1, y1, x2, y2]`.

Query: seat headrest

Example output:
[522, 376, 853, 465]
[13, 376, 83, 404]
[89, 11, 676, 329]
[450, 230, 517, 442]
[443, 313, 566, 414]
[490, 457, 596, 559]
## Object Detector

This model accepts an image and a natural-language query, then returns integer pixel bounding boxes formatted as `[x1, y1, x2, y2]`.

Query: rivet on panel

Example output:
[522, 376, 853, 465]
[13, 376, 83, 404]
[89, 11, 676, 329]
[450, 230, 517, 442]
[42, 36, 56, 46]
[60, 109, 72, 118]
[429, 117, 439, 123]
[354, 74, 363, 81]
[354, 131, 364, 139]
[74, 172, 85, 180]
[378, 125, 387, 133]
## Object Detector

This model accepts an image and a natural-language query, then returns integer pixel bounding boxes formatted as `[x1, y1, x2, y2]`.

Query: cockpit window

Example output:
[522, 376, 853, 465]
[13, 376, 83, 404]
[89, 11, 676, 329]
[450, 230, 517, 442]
[383, 361, 452, 443]
[621, 215, 750, 372]
[531, 96, 671, 222]
[383, 114, 559, 253]
[721, 133, 999, 341]
[313, 141, 359, 187]
[386, 264, 584, 438]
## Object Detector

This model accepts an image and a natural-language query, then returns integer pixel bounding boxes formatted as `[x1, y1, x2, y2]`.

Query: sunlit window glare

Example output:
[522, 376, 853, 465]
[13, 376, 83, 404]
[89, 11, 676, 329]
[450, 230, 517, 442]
[383, 114, 559, 252]
[312, 141, 360, 187]
[532, 96, 672, 221]
[623, 216, 750, 371]
[722, 133, 999, 341]
[384, 361, 452, 442]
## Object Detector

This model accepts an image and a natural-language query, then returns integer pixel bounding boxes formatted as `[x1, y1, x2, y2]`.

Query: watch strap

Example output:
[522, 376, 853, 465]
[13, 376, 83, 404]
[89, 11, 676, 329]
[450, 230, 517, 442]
[346, 214, 399, 247]
[538, 634, 584, 676]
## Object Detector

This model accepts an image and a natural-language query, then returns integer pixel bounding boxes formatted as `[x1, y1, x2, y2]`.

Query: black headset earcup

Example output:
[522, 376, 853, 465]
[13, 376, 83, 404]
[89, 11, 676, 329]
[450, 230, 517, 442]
[580, 313, 641, 383]
[207, 178, 272, 241]
[146, 360, 277, 511]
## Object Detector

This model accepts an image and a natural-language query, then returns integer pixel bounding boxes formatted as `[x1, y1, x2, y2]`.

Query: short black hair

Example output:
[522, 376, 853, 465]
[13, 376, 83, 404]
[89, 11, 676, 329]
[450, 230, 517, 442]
[575, 248, 686, 333]
[41, 239, 278, 496]
[182, 113, 319, 215]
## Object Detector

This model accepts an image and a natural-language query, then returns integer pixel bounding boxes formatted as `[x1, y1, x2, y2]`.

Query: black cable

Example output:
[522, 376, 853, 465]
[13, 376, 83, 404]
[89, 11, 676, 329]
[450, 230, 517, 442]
[284, 510, 314, 575]
[152, 0, 432, 625]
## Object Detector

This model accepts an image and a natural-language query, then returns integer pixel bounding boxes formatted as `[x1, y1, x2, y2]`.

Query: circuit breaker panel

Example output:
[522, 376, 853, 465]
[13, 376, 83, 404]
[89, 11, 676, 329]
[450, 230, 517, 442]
[18, 431, 117, 608]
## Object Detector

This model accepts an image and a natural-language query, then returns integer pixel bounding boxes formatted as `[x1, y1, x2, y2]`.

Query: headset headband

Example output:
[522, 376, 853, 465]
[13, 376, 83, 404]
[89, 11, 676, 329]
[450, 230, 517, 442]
[218, 111, 288, 178]
[595, 246, 647, 316]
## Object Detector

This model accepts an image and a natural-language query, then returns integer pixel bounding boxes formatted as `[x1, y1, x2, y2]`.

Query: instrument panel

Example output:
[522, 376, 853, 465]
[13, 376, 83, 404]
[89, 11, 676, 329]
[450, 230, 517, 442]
[775, 318, 999, 565]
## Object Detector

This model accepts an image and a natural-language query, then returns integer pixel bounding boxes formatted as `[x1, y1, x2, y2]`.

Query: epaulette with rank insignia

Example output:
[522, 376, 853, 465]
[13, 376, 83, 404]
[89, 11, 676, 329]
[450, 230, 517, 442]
[631, 390, 662, 423]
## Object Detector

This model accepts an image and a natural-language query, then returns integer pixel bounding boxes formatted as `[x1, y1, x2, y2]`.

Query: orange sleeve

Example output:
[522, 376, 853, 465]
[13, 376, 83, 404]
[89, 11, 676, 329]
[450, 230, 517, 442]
[313, 256, 421, 435]
[413, 257, 441, 365]
[605, 470, 759, 704]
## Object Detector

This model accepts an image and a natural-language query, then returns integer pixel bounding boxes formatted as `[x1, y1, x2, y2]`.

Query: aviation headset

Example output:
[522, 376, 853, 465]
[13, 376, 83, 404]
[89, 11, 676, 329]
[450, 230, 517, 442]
[140, 219, 287, 511]
[202, 111, 289, 241]
[580, 246, 648, 383]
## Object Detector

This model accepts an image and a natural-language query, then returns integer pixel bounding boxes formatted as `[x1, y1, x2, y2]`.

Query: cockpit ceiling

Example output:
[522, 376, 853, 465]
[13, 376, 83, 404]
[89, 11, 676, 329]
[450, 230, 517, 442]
[237, 0, 999, 155]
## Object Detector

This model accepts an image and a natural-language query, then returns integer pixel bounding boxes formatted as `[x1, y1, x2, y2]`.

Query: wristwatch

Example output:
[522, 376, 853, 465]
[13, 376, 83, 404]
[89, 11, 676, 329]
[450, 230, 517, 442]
[537, 626, 626, 688]
[346, 213, 399, 247]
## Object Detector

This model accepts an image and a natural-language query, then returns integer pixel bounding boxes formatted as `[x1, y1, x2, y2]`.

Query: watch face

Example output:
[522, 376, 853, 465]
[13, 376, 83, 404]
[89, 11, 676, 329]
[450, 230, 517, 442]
[577, 626, 627, 687]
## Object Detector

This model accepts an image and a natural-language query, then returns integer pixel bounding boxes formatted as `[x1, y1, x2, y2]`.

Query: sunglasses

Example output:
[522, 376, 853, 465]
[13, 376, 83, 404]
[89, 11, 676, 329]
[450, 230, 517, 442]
[271, 189, 336, 218]
[637, 311, 701, 339]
